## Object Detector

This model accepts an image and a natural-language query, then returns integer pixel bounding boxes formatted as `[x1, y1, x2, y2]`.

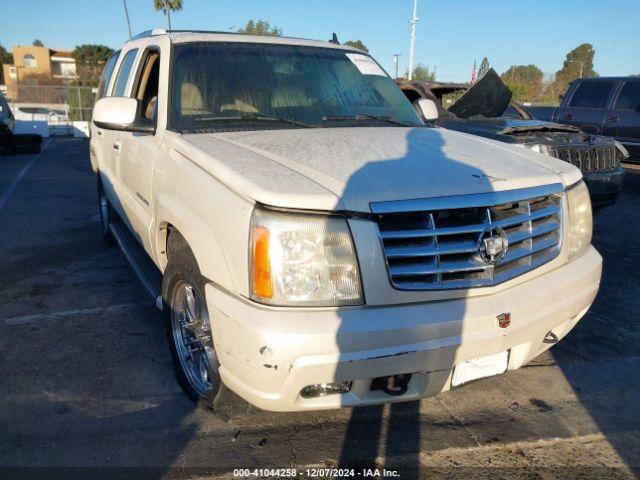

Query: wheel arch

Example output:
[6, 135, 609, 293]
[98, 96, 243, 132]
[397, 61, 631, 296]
[153, 193, 239, 294]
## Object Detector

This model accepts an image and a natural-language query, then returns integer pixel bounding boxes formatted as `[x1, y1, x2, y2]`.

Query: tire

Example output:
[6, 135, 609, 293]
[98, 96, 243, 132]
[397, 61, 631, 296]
[162, 234, 224, 410]
[97, 177, 114, 244]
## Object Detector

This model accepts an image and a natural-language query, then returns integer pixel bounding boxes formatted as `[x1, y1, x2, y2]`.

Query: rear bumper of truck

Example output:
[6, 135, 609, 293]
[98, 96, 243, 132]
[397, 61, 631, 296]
[206, 246, 601, 412]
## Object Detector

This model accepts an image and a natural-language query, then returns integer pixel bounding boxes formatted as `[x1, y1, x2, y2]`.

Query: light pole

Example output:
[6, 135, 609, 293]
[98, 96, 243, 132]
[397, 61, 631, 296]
[393, 53, 402, 80]
[122, 0, 133, 39]
[407, 0, 419, 81]
[567, 60, 584, 78]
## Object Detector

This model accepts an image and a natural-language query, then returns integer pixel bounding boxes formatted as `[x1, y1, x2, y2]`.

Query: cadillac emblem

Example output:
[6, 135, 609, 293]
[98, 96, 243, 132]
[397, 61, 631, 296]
[497, 312, 511, 328]
[478, 227, 509, 265]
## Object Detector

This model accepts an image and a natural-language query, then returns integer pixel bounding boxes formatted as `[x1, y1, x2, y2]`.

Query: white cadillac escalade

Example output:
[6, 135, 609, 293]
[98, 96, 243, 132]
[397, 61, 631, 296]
[89, 29, 601, 412]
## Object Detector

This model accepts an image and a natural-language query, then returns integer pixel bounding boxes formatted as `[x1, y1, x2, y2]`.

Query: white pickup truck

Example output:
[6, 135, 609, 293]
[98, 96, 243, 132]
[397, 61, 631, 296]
[90, 29, 601, 412]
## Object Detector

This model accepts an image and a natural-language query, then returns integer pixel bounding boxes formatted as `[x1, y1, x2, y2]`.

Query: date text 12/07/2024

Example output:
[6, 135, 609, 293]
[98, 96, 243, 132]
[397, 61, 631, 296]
[233, 468, 401, 477]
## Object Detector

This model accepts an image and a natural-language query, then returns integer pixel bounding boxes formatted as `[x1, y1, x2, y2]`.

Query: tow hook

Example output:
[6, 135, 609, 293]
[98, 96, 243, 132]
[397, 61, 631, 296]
[543, 331, 559, 344]
[371, 374, 412, 396]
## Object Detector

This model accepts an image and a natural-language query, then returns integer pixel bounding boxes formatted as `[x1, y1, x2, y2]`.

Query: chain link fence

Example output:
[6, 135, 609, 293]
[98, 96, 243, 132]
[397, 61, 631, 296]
[2, 84, 96, 135]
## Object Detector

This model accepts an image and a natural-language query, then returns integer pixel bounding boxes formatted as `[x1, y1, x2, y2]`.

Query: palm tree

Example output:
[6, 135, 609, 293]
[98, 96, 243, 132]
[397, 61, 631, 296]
[153, 0, 183, 30]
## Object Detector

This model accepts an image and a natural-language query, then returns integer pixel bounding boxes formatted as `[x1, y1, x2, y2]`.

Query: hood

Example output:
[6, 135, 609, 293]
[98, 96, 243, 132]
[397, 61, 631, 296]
[437, 117, 589, 143]
[173, 126, 581, 212]
[497, 120, 582, 135]
[448, 69, 512, 119]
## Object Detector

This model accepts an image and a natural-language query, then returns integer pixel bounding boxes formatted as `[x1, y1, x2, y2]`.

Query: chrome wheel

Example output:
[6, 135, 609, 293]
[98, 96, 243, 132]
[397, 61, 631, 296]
[171, 282, 218, 396]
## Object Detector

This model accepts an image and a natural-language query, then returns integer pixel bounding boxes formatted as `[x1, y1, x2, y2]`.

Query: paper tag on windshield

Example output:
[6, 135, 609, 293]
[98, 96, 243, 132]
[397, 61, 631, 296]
[346, 53, 386, 76]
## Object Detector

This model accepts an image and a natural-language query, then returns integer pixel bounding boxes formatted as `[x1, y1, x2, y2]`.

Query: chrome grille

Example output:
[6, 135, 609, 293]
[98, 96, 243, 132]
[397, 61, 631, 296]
[546, 145, 617, 172]
[371, 185, 563, 290]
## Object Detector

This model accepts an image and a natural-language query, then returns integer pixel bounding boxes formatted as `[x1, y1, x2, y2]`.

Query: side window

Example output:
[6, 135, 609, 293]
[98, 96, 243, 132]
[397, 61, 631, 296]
[96, 50, 121, 99]
[112, 49, 139, 97]
[614, 81, 640, 111]
[132, 48, 161, 122]
[568, 81, 614, 109]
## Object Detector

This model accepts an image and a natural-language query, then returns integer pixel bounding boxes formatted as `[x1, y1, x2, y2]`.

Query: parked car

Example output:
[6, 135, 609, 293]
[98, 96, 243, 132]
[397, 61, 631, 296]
[398, 70, 627, 207]
[91, 30, 601, 412]
[0, 93, 42, 155]
[551, 77, 640, 161]
[14, 105, 69, 123]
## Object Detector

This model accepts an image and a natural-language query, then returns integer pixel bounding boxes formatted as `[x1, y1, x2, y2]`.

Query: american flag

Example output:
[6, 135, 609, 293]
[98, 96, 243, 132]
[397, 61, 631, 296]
[471, 60, 477, 84]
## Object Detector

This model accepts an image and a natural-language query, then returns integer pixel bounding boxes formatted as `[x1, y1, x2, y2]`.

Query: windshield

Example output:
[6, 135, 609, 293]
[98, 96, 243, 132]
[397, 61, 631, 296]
[170, 42, 423, 132]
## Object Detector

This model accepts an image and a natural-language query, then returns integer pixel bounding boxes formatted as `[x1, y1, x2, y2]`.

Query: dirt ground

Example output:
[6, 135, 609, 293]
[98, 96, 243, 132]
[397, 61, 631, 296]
[0, 138, 638, 479]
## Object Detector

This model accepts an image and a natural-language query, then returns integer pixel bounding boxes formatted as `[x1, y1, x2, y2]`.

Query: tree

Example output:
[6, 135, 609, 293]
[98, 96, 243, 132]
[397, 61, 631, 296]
[406, 63, 436, 81]
[500, 64, 544, 102]
[72, 44, 114, 86]
[478, 57, 491, 79]
[554, 43, 597, 91]
[237, 20, 282, 36]
[33, 39, 44, 47]
[344, 40, 369, 53]
[153, 0, 183, 30]
[0, 44, 13, 84]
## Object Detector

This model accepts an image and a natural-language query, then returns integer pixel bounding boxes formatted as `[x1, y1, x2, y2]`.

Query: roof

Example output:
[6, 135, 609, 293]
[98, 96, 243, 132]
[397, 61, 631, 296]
[49, 50, 73, 58]
[570, 76, 638, 82]
[128, 29, 361, 52]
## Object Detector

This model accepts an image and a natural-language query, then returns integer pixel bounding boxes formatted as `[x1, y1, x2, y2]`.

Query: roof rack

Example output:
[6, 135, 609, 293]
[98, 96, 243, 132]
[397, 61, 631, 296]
[130, 28, 167, 40]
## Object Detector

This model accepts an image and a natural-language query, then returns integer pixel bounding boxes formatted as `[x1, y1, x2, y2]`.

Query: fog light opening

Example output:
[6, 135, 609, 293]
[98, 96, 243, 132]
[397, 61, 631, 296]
[300, 381, 352, 399]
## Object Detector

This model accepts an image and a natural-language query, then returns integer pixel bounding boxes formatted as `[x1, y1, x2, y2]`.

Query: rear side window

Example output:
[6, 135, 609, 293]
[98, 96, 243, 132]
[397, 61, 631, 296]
[97, 51, 121, 99]
[614, 81, 640, 110]
[568, 81, 614, 109]
[112, 49, 139, 97]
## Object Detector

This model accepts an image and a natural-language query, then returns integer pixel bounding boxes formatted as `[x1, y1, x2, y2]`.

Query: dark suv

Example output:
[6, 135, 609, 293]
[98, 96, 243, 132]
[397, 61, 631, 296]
[398, 70, 627, 207]
[553, 77, 640, 161]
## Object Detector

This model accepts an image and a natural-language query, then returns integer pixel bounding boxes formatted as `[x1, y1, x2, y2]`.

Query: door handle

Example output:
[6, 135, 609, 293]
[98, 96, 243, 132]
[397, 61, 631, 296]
[96, 130, 103, 136]
[112, 142, 121, 151]
[606, 115, 619, 123]
[562, 113, 573, 120]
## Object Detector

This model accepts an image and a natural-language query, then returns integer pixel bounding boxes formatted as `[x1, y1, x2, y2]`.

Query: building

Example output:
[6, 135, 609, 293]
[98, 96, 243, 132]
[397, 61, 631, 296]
[2, 44, 77, 86]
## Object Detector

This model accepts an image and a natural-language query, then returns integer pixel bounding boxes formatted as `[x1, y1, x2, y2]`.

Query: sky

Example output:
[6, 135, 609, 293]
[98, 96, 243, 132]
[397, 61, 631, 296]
[1, 0, 638, 82]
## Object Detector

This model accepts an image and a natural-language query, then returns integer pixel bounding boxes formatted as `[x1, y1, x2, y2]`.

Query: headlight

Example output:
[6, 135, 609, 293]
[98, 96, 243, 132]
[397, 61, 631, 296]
[566, 181, 592, 259]
[614, 141, 629, 162]
[249, 207, 363, 306]
[529, 144, 550, 156]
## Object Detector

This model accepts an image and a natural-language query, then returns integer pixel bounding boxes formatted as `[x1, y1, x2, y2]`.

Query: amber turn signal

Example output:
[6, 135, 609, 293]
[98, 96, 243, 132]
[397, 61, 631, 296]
[251, 226, 272, 299]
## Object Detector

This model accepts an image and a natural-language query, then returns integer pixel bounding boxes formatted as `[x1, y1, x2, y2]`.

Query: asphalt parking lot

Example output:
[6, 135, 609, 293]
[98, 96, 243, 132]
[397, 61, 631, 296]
[1, 137, 639, 479]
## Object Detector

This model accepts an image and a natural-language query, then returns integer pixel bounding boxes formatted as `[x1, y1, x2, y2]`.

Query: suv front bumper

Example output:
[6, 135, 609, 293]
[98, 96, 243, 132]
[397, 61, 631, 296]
[206, 246, 601, 412]
[583, 166, 625, 207]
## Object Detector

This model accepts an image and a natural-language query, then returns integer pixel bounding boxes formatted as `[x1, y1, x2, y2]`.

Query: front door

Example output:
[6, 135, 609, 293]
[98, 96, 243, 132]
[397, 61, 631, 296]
[116, 47, 162, 255]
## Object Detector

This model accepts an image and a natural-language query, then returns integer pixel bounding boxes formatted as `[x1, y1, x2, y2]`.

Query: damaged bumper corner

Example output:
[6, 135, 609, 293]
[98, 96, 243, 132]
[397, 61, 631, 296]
[205, 247, 601, 412]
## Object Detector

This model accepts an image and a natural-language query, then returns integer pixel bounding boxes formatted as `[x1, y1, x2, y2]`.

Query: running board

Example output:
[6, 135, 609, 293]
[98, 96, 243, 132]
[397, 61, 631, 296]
[109, 217, 164, 310]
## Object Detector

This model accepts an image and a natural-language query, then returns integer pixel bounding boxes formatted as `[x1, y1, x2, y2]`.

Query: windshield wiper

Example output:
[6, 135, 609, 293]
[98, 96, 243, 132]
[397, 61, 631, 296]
[322, 114, 416, 127]
[195, 112, 313, 128]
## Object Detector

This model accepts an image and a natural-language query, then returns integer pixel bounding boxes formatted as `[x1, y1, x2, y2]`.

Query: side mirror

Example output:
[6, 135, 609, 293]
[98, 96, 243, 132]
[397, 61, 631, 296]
[92, 97, 154, 133]
[417, 98, 439, 121]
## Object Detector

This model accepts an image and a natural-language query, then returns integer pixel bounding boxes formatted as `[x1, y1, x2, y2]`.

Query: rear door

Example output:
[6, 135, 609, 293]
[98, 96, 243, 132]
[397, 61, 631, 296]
[90, 49, 120, 188]
[98, 47, 139, 220]
[556, 79, 617, 134]
[603, 79, 640, 151]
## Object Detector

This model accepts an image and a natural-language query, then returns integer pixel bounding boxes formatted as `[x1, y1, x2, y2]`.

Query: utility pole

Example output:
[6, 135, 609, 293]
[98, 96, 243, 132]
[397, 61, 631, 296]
[407, 0, 419, 81]
[393, 53, 402, 80]
[122, 0, 132, 39]
[567, 60, 585, 78]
